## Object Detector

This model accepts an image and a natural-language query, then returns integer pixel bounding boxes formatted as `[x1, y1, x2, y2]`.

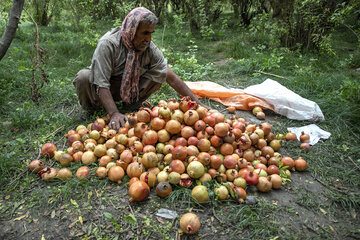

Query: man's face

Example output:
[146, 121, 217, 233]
[133, 22, 155, 51]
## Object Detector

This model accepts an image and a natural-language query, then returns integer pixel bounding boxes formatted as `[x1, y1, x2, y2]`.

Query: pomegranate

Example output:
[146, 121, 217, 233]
[41, 143, 57, 158]
[129, 180, 150, 202]
[29, 160, 44, 173]
[108, 166, 125, 184]
[165, 120, 181, 135]
[57, 168, 72, 180]
[179, 213, 200, 234]
[191, 185, 209, 203]
[156, 182, 172, 197]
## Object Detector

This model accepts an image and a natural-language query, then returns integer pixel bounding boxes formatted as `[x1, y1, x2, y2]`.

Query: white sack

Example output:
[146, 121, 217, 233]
[244, 79, 325, 121]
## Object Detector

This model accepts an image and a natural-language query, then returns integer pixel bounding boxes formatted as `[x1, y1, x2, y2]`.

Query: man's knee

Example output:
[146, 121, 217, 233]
[73, 69, 90, 87]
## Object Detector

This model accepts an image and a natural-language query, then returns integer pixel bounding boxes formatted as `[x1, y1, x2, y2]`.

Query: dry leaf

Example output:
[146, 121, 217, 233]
[272, 200, 278, 206]
[94, 189, 100, 197]
[329, 225, 335, 232]
[79, 216, 83, 225]
[320, 208, 327, 215]
[88, 191, 93, 200]
[5, 195, 10, 200]
[13, 211, 29, 221]
[41, 234, 45, 240]
[51, 210, 56, 219]
[157, 217, 165, 224]
[14, 215, 27, 221]
[68, 220, 77, 229]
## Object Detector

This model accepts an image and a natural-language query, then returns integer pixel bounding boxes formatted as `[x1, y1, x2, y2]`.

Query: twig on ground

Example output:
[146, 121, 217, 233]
[254, 70, 289, 80]
[36, 125, 65, 159]
[144, 232, 152, 240]
[212, 207, 222, 224]
[5, 169, 27, 192]
[67, 107, 76, 117]
[128, 203, 139, 240]
[348, 156, 360, 171]
[312, 175, 359, 196]
[45, 125, 65, 139]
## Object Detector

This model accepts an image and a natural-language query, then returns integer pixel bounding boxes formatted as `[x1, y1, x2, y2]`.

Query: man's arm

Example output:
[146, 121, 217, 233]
[166, 65, 209, 109]
[98, 87, 127, 130]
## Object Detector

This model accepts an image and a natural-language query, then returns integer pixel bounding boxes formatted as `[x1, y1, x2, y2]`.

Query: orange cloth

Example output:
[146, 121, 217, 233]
[185, 81, 274, 111]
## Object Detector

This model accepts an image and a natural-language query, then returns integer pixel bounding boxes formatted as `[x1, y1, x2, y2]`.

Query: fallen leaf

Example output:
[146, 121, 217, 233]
[68, 220, 77, 229]
[41, 234, 45, 240]
[94, 189, 100, 197]
[43, 210, 50, 216]
[272, 200, 278, 206]
[270, 236, 279, 240]
[14, 211, 29, 221]
[60, 205, 66, 210]
[33, 219, 38, 223]
[79, 216, 83, 225]
[5, 195, 10, 200]
[14, 215, 27, 221]
[51, 210, 56, 219]
[329, 225, 335, 232]
[351, 209, 357, 219]
[320, 208, 327, 215]
[31, 228, 40, 232]
[75, 231, 85, 237]
[211, 217, 214, 222]
[88, 191, 93, 200]
[157, 217, 165, 224]
[70, 199, 79, 208]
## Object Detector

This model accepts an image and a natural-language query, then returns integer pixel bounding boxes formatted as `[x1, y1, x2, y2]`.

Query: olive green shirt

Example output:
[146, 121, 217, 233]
[90, 26, 168, 89]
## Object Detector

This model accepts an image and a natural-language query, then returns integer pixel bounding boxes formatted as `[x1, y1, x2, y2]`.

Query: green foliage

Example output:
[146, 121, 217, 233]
[163, 39, 215, 81]
[170, 0, 225, 38]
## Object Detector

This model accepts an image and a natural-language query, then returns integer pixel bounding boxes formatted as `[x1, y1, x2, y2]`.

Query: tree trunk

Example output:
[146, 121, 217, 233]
[0, 0, 25, 61]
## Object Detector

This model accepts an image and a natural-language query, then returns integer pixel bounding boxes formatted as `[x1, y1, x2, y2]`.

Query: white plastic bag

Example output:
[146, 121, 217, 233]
[287, 124, 331, 145]
[244, 79, 325, 121]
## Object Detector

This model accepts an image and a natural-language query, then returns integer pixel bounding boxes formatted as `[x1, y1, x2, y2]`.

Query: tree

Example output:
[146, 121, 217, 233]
[0, 0, 25, 61]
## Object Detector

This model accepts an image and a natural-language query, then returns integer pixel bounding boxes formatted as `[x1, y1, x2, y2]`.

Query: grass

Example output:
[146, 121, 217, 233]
[0, 14, 360, 239]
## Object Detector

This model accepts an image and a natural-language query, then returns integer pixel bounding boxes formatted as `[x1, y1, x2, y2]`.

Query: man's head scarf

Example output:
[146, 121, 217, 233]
[120, 7, 154, 104]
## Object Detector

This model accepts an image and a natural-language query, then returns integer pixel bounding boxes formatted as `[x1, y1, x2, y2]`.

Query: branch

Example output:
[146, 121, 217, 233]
[254, 70, 289, 80]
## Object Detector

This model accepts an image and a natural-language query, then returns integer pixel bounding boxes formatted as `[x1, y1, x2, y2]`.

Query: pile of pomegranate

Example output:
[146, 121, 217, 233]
[30, 96, 308, 203]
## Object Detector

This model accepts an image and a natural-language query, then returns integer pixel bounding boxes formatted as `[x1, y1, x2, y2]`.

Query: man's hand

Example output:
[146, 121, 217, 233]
[166, 66, 211, 110]
[109, 112, 128, 130]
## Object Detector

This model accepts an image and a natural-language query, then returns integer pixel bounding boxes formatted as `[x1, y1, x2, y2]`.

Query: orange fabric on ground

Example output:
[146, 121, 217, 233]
[185, 81, 274, 111]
